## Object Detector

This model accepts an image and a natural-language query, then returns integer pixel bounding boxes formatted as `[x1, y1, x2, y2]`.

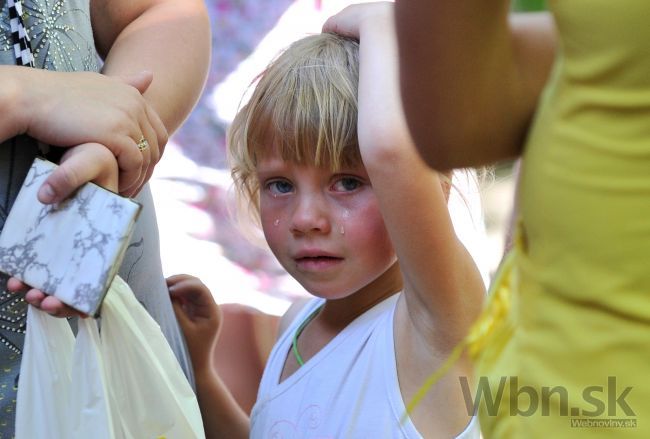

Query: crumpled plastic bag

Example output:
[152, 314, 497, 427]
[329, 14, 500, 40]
[16, 275, 205, 439]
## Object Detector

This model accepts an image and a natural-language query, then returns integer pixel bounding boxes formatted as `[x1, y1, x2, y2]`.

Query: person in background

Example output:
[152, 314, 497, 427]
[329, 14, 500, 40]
[169, 2, 485, 437]
[0, 0, 210, 433]
[395, 0, 649, 437]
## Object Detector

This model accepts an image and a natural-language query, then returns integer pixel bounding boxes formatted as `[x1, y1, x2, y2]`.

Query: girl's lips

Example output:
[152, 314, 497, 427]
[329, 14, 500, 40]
[294, 256, 343, 271]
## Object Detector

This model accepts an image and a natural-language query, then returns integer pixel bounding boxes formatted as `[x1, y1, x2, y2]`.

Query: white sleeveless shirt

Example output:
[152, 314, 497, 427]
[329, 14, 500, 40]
[250, 293, 480, 438]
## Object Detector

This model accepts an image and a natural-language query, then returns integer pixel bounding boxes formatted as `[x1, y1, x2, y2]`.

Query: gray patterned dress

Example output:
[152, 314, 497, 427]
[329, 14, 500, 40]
[0, 1, 193, 435]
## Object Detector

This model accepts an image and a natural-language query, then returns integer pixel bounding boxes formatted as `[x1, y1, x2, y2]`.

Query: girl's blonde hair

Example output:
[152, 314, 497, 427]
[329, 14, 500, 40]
[228, 33, 361, 222]
[227, 33, 491, 284]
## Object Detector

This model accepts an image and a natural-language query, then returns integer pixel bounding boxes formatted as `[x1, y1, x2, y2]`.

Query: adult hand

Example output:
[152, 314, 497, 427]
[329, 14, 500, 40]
[7, 277, 88, 318]
[39, 141, 120, 202]
[7, 142, 119, 317]
[167, 274, 222, 370]
[18, 69, 167, 199]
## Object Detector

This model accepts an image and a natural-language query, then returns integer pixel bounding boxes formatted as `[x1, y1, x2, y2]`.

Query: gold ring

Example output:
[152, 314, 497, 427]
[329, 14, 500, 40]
[137, 136, 149, 152]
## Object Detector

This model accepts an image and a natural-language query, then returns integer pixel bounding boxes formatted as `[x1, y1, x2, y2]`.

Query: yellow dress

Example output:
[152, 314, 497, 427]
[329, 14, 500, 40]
[474, 1, 650, 437]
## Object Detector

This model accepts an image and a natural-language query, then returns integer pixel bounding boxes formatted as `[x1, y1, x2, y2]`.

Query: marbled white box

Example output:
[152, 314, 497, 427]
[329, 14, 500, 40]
[0, 158, 141, 316]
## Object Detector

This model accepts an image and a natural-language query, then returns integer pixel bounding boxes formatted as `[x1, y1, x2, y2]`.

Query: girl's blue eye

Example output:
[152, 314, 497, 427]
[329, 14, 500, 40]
[333, 177, 362, 192]
[267, 180, 294, 195]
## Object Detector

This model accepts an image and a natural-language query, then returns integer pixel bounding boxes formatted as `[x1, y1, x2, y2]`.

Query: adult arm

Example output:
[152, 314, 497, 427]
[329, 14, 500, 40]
[0, 66, 163, 199]
[90, 0, 210, 190]
[395, 1, 557, 169]
[92, 0, 211, 137]
[7, 0, 210, 316]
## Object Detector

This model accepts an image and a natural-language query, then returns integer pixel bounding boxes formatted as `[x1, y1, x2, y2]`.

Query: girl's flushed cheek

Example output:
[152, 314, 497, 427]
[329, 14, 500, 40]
[348, 202, 394, 256]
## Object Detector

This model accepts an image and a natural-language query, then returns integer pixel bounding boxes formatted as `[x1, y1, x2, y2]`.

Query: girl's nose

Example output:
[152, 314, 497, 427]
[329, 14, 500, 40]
[290, 196, 331, 235]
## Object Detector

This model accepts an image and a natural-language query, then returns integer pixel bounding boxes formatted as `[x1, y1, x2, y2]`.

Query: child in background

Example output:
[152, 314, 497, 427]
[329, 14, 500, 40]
[169, 3, 484, 437]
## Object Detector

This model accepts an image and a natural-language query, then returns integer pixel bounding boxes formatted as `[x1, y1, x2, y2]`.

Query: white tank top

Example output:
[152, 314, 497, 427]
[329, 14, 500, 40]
[250, 293, 480, 438]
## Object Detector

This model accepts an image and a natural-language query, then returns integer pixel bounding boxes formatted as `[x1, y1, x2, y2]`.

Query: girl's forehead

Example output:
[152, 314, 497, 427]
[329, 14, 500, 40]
[255, 154, 287, 172]
[255, 153, 367, 176]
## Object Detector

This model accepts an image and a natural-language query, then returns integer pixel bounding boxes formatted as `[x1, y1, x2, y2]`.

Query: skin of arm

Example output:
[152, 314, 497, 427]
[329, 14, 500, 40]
[92, 0, 211, 136]
[0, 0, 209, 199]
[7, 0, 211, 316]
[170, 290, 309, 439]
[394, 1, 557, 170]
[324, 3, 485, 436]
[0, 0, 210, 201]
[167, 275, 250, 439]
[91, 0, 211, 187]
[0, 66, 162, 199]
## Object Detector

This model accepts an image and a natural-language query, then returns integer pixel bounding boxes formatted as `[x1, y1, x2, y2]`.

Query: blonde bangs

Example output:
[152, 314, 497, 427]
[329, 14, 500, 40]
[228, 33, 361, 218]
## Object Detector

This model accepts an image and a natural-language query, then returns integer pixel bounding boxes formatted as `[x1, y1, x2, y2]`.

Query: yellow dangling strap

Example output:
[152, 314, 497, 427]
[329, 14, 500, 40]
[401, 249, 517, 423]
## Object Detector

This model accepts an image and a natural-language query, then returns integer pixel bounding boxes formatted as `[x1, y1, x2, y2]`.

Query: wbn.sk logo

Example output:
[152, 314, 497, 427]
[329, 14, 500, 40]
[460, 376, 636, 419]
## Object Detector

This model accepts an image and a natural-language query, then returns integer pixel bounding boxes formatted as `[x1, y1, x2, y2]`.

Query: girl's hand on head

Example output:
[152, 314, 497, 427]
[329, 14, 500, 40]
[322, 1, 393, 39]
[167, 274, 222, 370]
[38, 142, 120, 203]
[7, 278, 87, 318]
[20, 69, 166, 197]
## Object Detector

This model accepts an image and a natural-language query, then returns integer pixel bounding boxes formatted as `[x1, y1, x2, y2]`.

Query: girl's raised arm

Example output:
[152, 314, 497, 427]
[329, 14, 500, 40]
[395, 1, 557, 169]
[324, 2, 484, 351]
[325, 5, 484, 434]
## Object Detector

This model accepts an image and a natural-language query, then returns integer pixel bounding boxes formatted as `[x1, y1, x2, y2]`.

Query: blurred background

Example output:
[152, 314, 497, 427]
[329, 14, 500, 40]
[150, 0, 545, 411]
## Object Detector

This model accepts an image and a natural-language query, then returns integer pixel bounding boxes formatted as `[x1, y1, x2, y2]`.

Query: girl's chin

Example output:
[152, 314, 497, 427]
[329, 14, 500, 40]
[299, 284, 356, 301]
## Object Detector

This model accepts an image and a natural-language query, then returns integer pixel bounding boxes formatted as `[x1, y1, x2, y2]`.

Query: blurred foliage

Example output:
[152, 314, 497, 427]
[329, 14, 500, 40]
[512, 0, 546, 12]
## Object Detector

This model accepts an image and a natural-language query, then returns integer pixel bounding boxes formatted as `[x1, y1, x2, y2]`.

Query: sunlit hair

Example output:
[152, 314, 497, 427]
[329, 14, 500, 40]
[228, 33, 361, 221]
[227, 34, 491, 287]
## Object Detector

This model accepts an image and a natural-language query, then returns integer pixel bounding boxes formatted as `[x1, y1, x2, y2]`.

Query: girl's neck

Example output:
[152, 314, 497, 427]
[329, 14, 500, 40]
[280, 263, 403, 382]
[318, 262, 403, 331]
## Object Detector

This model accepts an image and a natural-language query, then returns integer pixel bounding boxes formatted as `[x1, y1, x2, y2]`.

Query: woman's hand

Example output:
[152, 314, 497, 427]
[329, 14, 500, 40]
[7, 142, 120, 317]
[7, 277, 88, 318]
[167, 274, 223, 371]
[17, 68, 166, 198]
[41, 141, 120, 201]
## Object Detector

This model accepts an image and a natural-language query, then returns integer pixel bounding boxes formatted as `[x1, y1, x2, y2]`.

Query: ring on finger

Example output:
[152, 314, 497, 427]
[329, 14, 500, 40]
[137, 135, 150, 152]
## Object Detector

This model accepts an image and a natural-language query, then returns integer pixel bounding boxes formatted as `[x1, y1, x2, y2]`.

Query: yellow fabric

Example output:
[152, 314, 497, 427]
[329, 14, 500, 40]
[474, 1, 650, 437]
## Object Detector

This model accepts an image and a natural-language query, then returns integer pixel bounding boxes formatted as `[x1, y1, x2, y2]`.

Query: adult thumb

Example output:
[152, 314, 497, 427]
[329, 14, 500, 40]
[37, 143, 118, 204]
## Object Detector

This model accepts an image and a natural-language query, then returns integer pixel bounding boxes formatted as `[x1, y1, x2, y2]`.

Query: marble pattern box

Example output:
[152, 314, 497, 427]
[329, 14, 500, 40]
[0, 158, 141, 316]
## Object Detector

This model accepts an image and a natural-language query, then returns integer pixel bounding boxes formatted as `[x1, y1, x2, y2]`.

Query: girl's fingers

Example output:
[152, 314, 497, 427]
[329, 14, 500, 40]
[166, 274, 196, 288]
[171, 299, 193, 326]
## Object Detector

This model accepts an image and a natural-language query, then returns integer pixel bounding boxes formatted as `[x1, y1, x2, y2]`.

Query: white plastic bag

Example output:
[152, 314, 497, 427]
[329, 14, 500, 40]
[15, 276, 205, 439]
[70, 317, 115, 438]
[100, 276, 204, 438]
[16, 304, 76, 437]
